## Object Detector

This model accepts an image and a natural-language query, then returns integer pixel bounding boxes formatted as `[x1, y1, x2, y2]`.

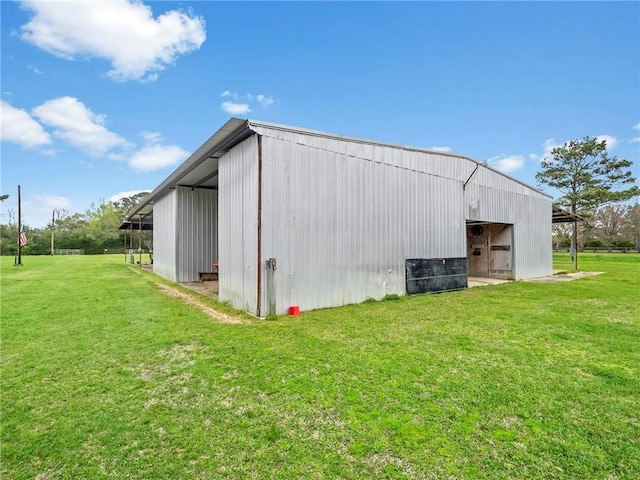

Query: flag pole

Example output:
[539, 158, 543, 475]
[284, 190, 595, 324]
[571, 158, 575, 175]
[17, 184, 22, 266]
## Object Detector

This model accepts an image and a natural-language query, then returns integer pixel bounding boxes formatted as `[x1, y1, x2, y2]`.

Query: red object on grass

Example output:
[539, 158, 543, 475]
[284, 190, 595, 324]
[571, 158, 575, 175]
[288, 305, 300, 316]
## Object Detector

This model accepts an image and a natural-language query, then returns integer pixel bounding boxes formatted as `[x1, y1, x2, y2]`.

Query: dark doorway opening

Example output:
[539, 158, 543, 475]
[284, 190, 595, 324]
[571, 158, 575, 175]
[466, 222, 514, 279]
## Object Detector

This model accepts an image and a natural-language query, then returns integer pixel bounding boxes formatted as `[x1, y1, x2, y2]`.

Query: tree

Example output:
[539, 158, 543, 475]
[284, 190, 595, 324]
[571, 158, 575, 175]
[595, 204, 627, 247]
[536, 137, 638, 214]
[536, 137, 639, 263]
[622, 202, 640, 250]
[50, 208, 69, 255]
[113, 191, 150, 214]
[0, 194, 9, 201]
[0, 208, 18, 255]
[114, 192, 152, 252]
[552, 223, 572, 250]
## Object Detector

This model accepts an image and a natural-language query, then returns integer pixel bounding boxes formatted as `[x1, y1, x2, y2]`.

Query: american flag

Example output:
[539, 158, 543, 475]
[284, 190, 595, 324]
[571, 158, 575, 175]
[19, 225, 28, 246]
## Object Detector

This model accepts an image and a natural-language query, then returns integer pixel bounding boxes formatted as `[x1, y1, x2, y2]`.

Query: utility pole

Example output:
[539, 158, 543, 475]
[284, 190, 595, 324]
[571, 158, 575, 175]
[17, 185, 22, 266]
[51, 209, 56, 256]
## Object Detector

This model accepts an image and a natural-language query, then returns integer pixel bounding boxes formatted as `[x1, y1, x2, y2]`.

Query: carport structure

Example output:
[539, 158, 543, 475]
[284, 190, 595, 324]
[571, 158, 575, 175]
[551, 205, 583, 270]
[118, 218, 153, 265]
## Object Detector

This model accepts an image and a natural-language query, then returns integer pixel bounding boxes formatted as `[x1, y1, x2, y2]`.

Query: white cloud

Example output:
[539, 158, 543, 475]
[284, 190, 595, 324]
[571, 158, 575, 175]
[33, 194, 72, 210]
[633, 123, 640, 131]
[256, 94, 274, 107]
[25, 194, 72, 226]
[595, 134, 617, 150]
[219, 90, 275, 115]
[529, 138, 566, 162]
[542, 138, 560, 157]
[19, 0, 206, 82]
[140, 131, 163, 144]
[128, 144, 188, 171]
[126, 132, 187, 171]
[108, 190, 150, 203]
[0, 100, 51, 148]
[28, 65, 44, 74]
[32, 96, 130, 155]
[430, 146, 452, 153]
[221, 101, 251, 115]
[7, 194, 73, 227]
[486, 154, 525, 173]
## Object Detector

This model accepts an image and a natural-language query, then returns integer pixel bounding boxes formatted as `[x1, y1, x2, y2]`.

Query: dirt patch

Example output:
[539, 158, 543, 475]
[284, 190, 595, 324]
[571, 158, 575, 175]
[156, 284, 244, 324]
[128, 265, 243, 323]
[182, 281, 218, 298]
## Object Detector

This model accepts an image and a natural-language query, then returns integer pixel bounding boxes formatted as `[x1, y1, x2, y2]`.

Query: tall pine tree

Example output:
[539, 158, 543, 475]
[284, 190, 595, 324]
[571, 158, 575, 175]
[536, 136, 639, 262]
[536, 136, 638, 215]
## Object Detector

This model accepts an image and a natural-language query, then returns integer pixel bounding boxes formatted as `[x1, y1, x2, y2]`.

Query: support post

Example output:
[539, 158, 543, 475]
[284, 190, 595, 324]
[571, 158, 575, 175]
[138, 215, 142, 268]
[573, 220, 578, 271]
[17, 185, 22, 266]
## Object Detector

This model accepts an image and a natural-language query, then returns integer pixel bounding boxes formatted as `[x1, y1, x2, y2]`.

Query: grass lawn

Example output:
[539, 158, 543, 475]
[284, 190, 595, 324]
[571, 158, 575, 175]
[1, 253, 638, 479]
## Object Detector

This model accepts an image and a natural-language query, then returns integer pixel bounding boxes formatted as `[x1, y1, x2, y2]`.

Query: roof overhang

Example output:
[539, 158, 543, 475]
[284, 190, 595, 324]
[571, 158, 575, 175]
[552, 206, 583, 223]
[118, 219, 153, 231]
[126, 117, 554, 222]
[125, 117, 253, 220]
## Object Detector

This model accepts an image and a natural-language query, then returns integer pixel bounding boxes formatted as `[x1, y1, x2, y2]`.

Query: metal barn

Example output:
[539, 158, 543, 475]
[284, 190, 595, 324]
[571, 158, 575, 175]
[126, 118, 552, 316]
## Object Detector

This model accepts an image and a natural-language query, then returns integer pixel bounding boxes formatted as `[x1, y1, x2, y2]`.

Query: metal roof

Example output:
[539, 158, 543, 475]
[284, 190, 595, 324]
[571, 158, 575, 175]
[125, 118, 251, 219]
[118, 219, 153, 231]
[126, 117, 552, 220]
[552, 206, 583, 223]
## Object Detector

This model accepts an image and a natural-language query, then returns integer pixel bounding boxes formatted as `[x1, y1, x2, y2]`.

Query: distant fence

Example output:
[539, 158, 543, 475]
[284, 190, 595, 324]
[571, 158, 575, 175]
[553, 247, 639, 253]
[55, 249, 85, 255]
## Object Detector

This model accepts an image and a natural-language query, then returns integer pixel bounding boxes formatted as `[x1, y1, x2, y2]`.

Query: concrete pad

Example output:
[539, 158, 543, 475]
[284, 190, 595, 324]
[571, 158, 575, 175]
[468, 277, 511, 288]
[527, 271, 604, 283]
[468, 271, 604, 288]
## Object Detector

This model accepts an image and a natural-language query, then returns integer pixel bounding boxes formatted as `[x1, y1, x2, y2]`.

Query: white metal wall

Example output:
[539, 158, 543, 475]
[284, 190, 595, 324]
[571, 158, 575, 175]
[152, 190, 177, 281]
[260, 134, 467, 314]
[175, 186, 218, 283]
[218, 135, 259, 314]
[465, 182, 552, 279]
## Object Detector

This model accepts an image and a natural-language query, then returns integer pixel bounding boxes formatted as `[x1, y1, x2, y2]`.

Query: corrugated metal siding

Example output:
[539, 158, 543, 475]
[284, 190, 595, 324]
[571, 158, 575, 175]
[152, 190, 177, 282]
[471, 167, 549, 201]
[218, 135, 259, 314]
[250, 124, 477, 182]
[465, 183, 551, 279]
[260, 135, 467, 314]
[175, 186, 218, 283]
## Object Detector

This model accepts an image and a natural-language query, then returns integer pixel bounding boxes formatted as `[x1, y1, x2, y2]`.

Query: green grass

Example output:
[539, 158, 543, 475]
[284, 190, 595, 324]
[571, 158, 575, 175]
[1, 253, 639, 479]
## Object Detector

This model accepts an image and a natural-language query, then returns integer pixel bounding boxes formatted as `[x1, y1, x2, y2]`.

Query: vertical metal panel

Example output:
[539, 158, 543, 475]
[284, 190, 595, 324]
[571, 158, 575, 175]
[218, 135, 259, 314]
[464, 183, 552, 279]
[175, 186, 218, 283]
[250, 124, 476, 183]
[215, 123, 550, 314]
[152, 190, 177, 282]
[260, 135, 467, 314]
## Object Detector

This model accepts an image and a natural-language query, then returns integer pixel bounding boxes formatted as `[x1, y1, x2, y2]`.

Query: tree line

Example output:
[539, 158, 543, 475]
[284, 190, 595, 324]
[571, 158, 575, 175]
[0, 192, 151, 256]
[553, 203, 640, 250]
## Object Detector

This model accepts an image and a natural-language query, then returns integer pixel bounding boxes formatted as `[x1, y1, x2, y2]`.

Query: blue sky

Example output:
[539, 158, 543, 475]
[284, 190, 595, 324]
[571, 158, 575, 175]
[1, 0, 639, 227]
